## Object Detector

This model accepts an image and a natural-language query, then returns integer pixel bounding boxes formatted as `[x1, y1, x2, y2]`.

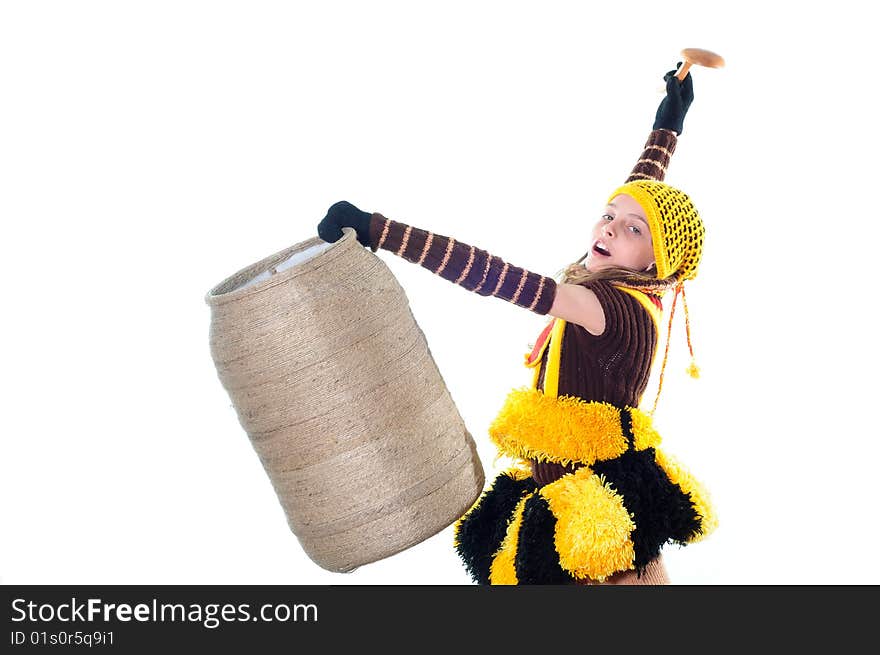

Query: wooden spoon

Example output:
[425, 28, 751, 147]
[675, 48, 725, 80]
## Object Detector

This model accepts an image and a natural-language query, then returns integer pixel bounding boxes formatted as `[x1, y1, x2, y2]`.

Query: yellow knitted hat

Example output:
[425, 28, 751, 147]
[606, 180, 705, 281]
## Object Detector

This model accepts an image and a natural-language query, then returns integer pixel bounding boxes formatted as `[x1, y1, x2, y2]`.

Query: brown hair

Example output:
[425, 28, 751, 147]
[554, 251, 665, 289]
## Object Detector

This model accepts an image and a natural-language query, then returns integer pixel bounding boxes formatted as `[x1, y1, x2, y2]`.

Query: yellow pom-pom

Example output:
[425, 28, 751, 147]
[686, 361, 700, 379]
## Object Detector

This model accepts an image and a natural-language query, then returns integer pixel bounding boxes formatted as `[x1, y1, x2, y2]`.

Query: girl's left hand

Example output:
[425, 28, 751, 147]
[653, 63, 695, 135]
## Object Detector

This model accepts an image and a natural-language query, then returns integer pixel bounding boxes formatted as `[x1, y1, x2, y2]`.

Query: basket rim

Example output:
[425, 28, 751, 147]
[203, 227, 359, 306]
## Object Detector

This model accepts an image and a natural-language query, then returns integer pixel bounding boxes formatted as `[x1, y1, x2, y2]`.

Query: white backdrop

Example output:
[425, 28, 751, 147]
[2, 1, 877, 585]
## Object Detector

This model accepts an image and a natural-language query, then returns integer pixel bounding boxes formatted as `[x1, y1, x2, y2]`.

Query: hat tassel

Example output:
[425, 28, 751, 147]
[650, 282, 700, 415]
[681, 284, 700, 378]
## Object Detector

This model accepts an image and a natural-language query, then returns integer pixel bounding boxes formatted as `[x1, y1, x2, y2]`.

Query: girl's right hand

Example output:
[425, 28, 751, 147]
[317, 200, 373, 247]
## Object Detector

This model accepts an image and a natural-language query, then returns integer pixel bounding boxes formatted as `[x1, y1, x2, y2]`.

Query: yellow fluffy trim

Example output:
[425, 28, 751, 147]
[540, 467, 635, 582]
[488, 387, 661, 466]
[488, 493, 533, 585]
[654, 448, 718, 542]
[631, 410, 663, 451]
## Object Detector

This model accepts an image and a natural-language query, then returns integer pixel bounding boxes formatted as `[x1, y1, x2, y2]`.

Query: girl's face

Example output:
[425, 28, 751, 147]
[584, 194, 656, 273]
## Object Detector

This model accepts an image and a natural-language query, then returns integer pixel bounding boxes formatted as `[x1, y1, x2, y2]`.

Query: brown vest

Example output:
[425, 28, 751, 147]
[530, 280, 659, 485]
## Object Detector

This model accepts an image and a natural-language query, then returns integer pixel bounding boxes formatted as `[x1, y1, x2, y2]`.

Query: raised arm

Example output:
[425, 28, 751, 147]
[315, 69, 694, 328]
[626, 129, 677, 183]
[626, 66, 694, 183]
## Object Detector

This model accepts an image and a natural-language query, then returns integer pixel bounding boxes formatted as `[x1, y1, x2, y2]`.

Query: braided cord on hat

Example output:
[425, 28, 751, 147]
[681, 285, 699, 378]
[650, 284, 680, 415]
[649, 282, 701, 415]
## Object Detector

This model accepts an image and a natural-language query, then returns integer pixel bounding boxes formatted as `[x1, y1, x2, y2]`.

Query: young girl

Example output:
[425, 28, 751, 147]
[317, 66, 716, 585]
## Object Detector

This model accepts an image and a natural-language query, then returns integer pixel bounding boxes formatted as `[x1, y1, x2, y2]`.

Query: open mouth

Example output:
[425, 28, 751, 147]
[592, 242, 611, 257]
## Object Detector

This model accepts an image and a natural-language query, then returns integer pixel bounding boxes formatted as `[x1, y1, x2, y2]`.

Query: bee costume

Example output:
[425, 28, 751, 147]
[333, 123, 718, 583]
[450, 170, 718, 583]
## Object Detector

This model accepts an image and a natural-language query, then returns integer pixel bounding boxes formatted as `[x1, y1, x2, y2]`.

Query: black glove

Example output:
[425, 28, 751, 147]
[653, 63, 694, 135]
[317, 200, 373, 247]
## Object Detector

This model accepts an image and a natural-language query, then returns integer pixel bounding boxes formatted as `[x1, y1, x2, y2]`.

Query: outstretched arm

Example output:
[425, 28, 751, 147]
[626, 66, 694, 183]
[368, 212, 556, 315]
[318, 201, 608, 333]
[315, 67, 696, 327]
[371, 211, 612, 333]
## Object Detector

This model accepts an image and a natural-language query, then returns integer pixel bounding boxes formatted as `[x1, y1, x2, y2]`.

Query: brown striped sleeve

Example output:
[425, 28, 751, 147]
[625, 129, 678, 183]
[368, 213, 556, 315]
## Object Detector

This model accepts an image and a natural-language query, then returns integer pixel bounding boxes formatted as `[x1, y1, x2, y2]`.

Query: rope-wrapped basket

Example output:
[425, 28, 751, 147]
[204, 227, 484, 572]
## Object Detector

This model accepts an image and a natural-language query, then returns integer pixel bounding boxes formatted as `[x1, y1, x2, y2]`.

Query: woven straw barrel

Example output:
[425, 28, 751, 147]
[204, 227, 484, 572]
